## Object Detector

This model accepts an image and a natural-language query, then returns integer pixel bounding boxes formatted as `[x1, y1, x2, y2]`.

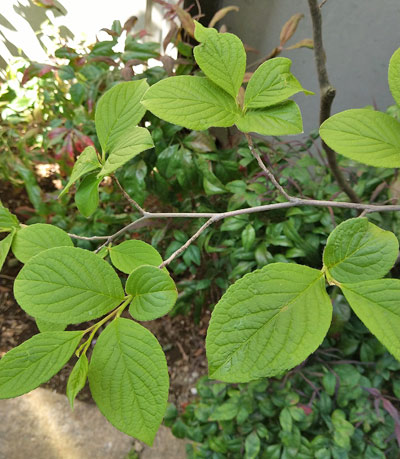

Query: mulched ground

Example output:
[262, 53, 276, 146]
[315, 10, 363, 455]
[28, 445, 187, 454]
[0, 179, 209, 409]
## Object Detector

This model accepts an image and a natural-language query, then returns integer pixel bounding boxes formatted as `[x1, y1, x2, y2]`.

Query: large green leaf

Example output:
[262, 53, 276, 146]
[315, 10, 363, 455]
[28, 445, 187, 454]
[0, 231, 14, 271]
[109, 240, 163, 274]
[59, 146, 101, 197]
[36, 318, 67, 333]
[14, 246, 124, 324]
[67, 354, 88, 409]
[126, 265, 177, 321]
[95, 80, 149, 154]
[12, 223, 73, 263]
[236, 101, 303, 135]
[342, 279, 400, 361]
[0, 331, 82, 398]
[389, 47, 400, 106]
[98, 127, 153, 177]
[0, 203, 19, 232]
[323, 218, 398, 283]
[193, 21, 246, 99]
[206, 263, 332, 382]
[319, 109, 400, 168]
[75, 173, 102, 218]
[88, 318, 169, 445]
[141, 76, 239, 131]
[244, 57, 311, 109]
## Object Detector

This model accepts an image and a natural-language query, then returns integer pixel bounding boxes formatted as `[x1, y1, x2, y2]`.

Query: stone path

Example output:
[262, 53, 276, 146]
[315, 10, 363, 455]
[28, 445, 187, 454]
[0, 388, 187, 459]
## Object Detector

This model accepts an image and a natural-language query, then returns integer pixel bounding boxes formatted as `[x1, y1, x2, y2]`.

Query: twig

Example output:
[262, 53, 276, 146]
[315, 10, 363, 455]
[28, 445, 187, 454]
[68, 234, 110, 241]
[113, 176, 146, 215]
[308, 0, 360, 203]
[159, 217, 217, 268]
[76, 197, 400, 263]
[245, 133, 292, 201]
[94, 216, 149, 254]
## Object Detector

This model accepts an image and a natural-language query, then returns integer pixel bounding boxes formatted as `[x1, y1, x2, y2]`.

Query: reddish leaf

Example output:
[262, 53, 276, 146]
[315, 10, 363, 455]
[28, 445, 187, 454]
[280, 13, 304, 47]
[123, 16, 138, 33]
[208, 6, 239, 28]
[286, 39, 314, 50]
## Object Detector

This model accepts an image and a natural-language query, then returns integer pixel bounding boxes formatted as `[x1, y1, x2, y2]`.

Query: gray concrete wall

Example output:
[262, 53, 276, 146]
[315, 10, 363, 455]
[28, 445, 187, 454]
[220, 0, 400, 134]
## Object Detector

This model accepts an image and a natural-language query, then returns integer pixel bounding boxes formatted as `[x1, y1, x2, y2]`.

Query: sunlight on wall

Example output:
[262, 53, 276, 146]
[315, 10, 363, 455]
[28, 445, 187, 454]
[0, 0, 167, 66]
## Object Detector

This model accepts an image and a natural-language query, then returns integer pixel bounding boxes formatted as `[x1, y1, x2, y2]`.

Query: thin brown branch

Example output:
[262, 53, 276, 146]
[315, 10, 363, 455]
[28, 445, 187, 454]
[308, 0, 360, 203]
[245, 133, 293, 201]
[77, 197, 400, 262]
[68, 233, 110, 241]
[94, 216, 149, 254]
[113, 176, 146, 215]
[159, 216, 217, 268]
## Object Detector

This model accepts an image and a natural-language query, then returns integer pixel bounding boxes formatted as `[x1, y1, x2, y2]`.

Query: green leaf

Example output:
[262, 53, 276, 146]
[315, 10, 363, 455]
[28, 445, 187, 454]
[319, 109, 400, 167]
[98, 127, 153, 177]
[141, 76, 239, 131]
[206, 263, 332, 382]
[75, 173, 102, 217]
[0, 203, 19, 232]
[126, 265, 177, 321]
[0, 331, 82, 399]
[59, 146, 101, 197]
[389, 47, 400, 106]
[245, 432, 261, 459]
[341, 279, 400, 361]
[88, 318, 169, 445]
[70, 82, 86, 105]
[236, 101, 303, 136]
[95, 80, 149, 154]
[12, 223, 73, 263]
[67, 354, 88, 409]
[209, 398, 239, 421]
[244, 57, 311, 109]
[14, 246, 124, 324]
[323, 218, 398, 283]
[193, 21, 246, 98]
[241, 224, 256, 250]
[0, 231, 14, 271]
[36, 318, 67, 333]
[109, 240, 163, 274]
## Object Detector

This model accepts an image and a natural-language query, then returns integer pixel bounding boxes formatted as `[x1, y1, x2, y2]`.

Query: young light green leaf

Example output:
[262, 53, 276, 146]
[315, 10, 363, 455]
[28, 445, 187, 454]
[0, 331, 82, 399]
[59, 146, 101, 197]
[0, 203, 19, 232]
[36, 318, 67, 333]
[109, 239, 163, 274]
[244, 57, 312, 109]
[341, 279, 400, 361]
[88, 318, 169, 445]
[193, 21, 246, 99]
[206, 263, 332, 382]
[12, 223, 73, 263]
[75, 173, 102, 217]
[141, 76, 239, 131]
[323, 218, 398, 283]
[319, 109, 400, 167]
[389, 47, 400, 106]
[67, 354, 88, 409]
[126, 265, 177, 321]
[236, 101, 303, 136]
[98, 127, 153, 177]
[95, 80, 149, 153]
[14, 246, 124, 324]
[0, 231, 14, 271]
